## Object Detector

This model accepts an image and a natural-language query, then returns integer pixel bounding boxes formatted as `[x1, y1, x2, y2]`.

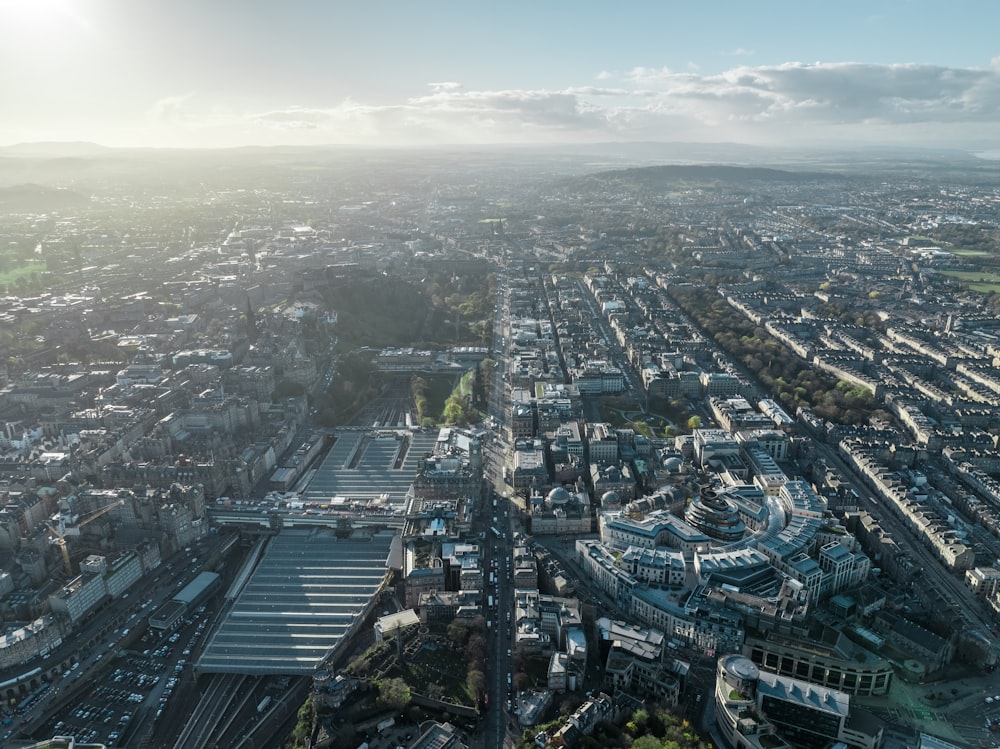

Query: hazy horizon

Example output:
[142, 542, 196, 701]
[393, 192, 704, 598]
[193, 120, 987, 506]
[2, 0, 1000, 151]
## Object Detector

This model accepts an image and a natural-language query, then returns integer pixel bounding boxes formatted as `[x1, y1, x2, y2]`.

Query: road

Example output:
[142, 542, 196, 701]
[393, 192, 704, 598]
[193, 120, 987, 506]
[476, 271, 517, 749]
[480, 494, 517, 749]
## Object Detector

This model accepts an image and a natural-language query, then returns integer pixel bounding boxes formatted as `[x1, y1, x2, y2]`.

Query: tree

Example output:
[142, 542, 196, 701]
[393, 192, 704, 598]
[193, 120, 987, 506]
[628, 420, 653, 437]
[346, 654, 370, 677]
[631, 735, 664, 749]
[559, 695, 583, 716]
[443, 395, 466, 424]
[412, 375, 430, 422]
[290, 694, 315, 748]
[448, 620, 470, 647]
[466, 633, 487, 670]
[686, 415, 701, 430]
[377, 677, 411, 710]
[467, 669, 486, 697]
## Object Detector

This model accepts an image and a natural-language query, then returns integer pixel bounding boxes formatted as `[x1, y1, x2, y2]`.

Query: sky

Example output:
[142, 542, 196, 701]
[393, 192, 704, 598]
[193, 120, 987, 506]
[1, 0, 999, 151]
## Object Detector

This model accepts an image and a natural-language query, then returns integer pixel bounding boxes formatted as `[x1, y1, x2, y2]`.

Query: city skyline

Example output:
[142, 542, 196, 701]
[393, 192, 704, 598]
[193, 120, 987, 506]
[2, 0, 1000, 151]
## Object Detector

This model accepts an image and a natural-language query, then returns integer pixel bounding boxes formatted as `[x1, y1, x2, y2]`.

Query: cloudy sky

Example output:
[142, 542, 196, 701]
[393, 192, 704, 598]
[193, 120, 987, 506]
[2, 0, 999, 150]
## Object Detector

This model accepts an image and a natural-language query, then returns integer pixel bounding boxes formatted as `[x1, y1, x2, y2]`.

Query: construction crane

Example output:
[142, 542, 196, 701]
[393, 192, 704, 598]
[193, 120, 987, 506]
[46, 499, 125, 576]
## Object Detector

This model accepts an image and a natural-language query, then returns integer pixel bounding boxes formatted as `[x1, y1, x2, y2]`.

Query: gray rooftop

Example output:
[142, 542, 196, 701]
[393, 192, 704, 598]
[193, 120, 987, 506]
[173, 571, 220, 605]
[301, 430, 440, 505]
[196, 528, 395, 675]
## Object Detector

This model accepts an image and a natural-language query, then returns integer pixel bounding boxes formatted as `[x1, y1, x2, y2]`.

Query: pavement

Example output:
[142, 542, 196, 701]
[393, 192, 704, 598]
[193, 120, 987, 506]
[854, 667, 1000, 748]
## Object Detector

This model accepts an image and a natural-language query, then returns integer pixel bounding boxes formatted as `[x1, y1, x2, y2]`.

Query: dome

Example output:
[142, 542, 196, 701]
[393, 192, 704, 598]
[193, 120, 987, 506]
[547, 486, 572, 505]
[723, 655, 759, 681]
[625, 499, 648, 519]
[662, 456, 683, 472]
[600, 490, 621, 508]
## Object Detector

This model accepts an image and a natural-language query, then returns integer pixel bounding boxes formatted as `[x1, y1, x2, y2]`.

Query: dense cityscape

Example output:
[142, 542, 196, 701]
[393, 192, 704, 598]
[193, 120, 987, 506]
[2, 143, 1000, 749]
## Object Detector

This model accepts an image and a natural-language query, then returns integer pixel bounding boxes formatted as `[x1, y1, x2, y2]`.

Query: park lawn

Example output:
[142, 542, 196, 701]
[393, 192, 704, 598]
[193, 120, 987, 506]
[939, 269, 1000, 282]
[950, 248, 993, 257]
[597, 402, 627, 427]
[967, 283, 1000, 293]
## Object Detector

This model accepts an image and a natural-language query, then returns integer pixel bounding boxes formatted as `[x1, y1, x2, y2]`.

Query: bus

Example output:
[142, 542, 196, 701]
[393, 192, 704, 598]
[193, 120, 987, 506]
[490, 527, 501, 538]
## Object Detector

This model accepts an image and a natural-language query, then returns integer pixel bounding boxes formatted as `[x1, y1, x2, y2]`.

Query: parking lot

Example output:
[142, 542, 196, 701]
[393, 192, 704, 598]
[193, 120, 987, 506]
[40, 654, 163, 746]
[35, 606, 212, 746]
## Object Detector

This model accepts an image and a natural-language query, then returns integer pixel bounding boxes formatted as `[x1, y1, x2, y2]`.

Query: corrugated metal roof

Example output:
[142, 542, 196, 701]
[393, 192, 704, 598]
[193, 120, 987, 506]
[196, 529, 394, 675]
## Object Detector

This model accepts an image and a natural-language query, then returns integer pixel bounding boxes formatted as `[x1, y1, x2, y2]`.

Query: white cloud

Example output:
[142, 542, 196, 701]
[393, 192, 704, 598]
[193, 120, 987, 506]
[626, 66, 673, 83]
[150, 94, 195, 124]
[151, 61, 1000, 147]
[596, 70, 612, 81]
[250, 106, 334, 130]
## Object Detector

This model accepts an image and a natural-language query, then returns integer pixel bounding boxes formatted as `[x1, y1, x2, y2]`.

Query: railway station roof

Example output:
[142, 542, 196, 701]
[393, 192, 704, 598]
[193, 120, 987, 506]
[301, 429, 439, 506]
[196, 528, 395, 675]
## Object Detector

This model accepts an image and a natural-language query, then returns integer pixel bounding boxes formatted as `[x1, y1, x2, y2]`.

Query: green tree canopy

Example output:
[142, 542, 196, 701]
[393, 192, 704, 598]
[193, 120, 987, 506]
[377, 677, 411, 710]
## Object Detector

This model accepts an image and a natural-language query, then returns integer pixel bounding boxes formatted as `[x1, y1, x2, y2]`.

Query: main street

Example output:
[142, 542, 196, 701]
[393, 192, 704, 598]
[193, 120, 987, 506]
[478, 271, 517, 749]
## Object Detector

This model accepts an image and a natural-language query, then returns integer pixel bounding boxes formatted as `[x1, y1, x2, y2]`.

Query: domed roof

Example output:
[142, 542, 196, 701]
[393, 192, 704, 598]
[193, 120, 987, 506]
[547, 486, 572, 504]
[600, 490, 621, 507]
[662, 456, 683, 471]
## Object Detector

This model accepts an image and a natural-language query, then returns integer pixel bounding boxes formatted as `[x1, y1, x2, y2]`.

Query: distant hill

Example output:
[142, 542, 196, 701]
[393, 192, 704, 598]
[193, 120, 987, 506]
[0, 183, 89, 213]
[0, 141, 112, 158]
[574, 163, 840, 189]
[0, 141, 997, 192]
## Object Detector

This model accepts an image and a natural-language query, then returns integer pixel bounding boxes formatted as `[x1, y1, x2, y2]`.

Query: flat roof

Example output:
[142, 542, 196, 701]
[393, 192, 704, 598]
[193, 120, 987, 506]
[301, 430, 439, 505]
[173, 571, 220, 605]
[375, 609, 420, 633]
[196, 529, 395, 675]
[149, 599, 186, 628]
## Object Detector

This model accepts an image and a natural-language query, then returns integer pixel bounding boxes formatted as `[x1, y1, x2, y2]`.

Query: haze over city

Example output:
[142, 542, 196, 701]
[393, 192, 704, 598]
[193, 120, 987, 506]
[2, 0, 1000, 151]
[7, 3, 1000, 749]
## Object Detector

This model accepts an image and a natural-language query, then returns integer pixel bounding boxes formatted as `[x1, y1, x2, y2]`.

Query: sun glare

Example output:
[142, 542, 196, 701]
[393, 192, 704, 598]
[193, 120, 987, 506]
[0, 0, 91, 43]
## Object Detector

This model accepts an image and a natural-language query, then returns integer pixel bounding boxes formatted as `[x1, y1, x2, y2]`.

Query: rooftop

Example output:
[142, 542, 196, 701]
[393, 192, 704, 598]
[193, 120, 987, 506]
[302, 430, 439, 505]
[197, 528, 394, 675]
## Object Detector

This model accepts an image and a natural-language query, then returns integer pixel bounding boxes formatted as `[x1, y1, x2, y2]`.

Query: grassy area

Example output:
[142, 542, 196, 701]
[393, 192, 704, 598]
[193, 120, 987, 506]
[412, 373, 463, 425]
[938, 269, 1000, 282]
[967, 283, 1000, 293]
[456, 369, 474, 399]
[597, 402, 625, 426]
[950, 248, 994, 257]
[0, 260, 46, 288]
[425, 374, 460, 420]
